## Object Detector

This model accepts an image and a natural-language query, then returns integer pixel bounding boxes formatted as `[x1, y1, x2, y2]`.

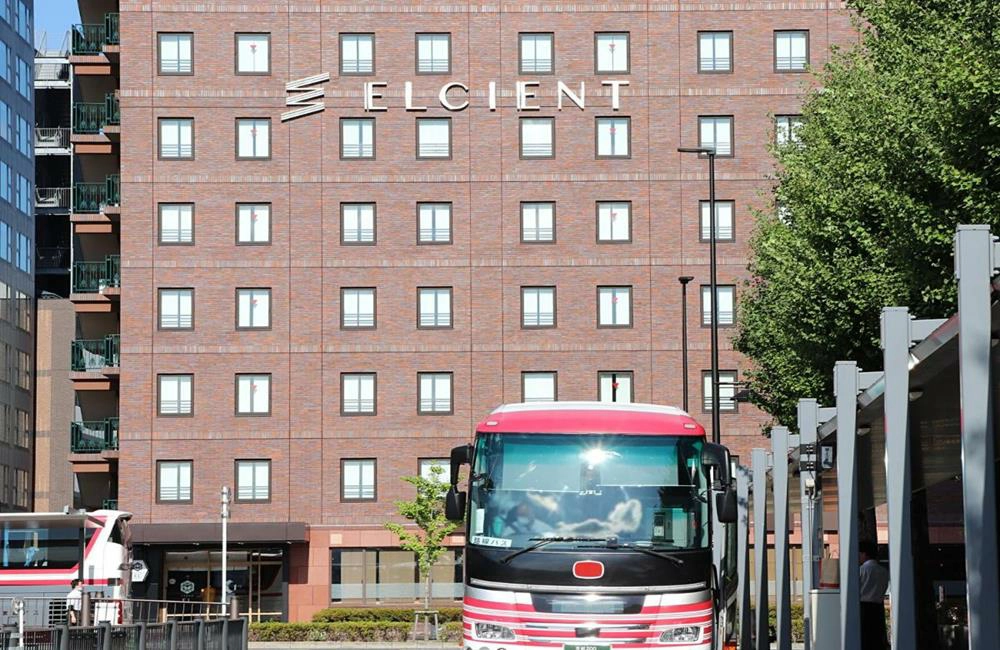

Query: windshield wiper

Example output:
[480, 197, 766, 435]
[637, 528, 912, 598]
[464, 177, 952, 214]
[499, 537, 608, 564]
[576, 537, 686, 566]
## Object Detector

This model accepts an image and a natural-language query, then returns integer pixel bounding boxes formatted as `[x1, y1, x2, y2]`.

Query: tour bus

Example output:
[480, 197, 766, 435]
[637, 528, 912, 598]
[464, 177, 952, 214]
[0, 510, 132, 626]
[445, 402, 737, 650]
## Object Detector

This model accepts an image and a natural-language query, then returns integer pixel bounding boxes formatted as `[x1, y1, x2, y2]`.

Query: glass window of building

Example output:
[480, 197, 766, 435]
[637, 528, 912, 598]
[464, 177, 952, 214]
[236, 374, 271, 416]
[596, 117, 630, 158]
[521, 202, 554, 243]
[599, 371, 633, 403]
[236, 288, 271, 330]
[416, 33, 450, 74]
[417, 203, 451, 244]
[701, 285, 736, 326]
[522, 372, 557, 402]
[16, 116, 28, 158]
[342, 459, 376, 500]
[236, 203, 270, 244]
[699, 201, 735, 242]
[520, 33, 553, 74]
[158, 374, 193, 416]
[698, 31, 732, 72]
[236, 118, 271, 159]
[158, 33, 193, 74]
[522, 286, 555, 328]
[774, 30, 808, 71]
[703, 370, 738, 412]
[157, 461, 192, 502]
[416, 118, 451, 159]
[598, 286, 632, 327]
[341, 288, 376, 329]
[418, 373, 453, 414]
[341, 118, 375, 159]
[330, 548, 463, 603]
[159, 288, 194, 329]
[340, 34, 374, 75]
[597, 201, 630, 242]
[419, 458, 449, 482]
[159, 118, 194, 159]
[418, 287, 452, 328]
[15, 233, 28, 270]
[15, 2, 28, 43]
[698, 116, 733, 157]
[595, 32, 629, 73]
[236, 460, 270, 501]
[236, 33, 270, 74]
[341, 203, 376, 244]
[0, 101, 8, 142]
[159, 204, 193, 244]
[776, 114, 805, 146]
[15, 57, 28, 99]
[520, 117, 554, 158]
[342, 373, 376, 415]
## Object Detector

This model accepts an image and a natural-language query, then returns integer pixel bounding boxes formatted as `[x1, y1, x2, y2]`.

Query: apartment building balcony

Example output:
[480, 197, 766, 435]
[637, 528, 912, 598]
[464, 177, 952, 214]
[69, 14, 119, 75]
[36, 247, 71, 272]
[71, 95, 119, 153]
[71, 255, 120, 311]
[70, 334, 120, 390]
[35, 187, 70, 211]
[72, 175, 120, 231]
[34, 60, 70, 88]
[71, 417, 119, 453]
[35, 128, 71, 155]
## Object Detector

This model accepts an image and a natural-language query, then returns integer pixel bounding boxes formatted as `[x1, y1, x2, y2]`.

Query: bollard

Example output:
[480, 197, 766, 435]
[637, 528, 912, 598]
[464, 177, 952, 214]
[228, 596, 239, 621]
[81, 591, 92, 628]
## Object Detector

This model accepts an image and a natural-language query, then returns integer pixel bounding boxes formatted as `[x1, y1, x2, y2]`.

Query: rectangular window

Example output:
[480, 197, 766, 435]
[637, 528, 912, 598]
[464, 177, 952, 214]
[417, 203, 451, 244]
[595, 32, 629, 73]
[340, 33, 374, 75]
[520, 117, 554, 158]
[775, 30, 809, 71]
[599, 371, 633, 404]
[236, 374, 271, 416]
[158, 33, 193, 74]
[15, 116, 28, 158]
[521, 286, 555, 328]
[15, 350, 28, 389]
[158, 204, 193, 244]
[341, 373, 376, 415]
[236, 460, 270, 502]
[341, 118, 375, 159]
[341, 203, 376, 244]
[416, 118, 451, 159]
[699, 201, 735, 242]
[236, 288, 271, 329]
[158, 374, 193, 416]
[776, 115, 805, 146]
[341, 459, 376, 501]
[522, 372, 557, 402]
[419, 458, 448, 482]
[341, 287, 376, 329]
[701, 285, 736, 326]
[0, 101, 8, 142]
[236, 33, 270, 74]
[597, 201, 630, 242]
[520, 33, 553, 74]
[237, 203, 270, 244]
[159, 288, 194, 329]
[330, 548, 464, 603]
[418, 287, 452, 328]
[698, 116, 733, 157]
[596, 117, 630, 158]
[14, 469, 27, 508]
[157, 460, 192, 502]
[598, 286, 632, 327]
[15, 57, 27, 99]
[418, 372, 453, 414]
[159, 118, 194, 159]
[416, 33, 450, 74]
[15, 233, 28, 271]
[14, 291, 28, 333]
[236, 118, 271, 159]
[703, 370, 738, 412]
[521, 202, 555, 243]
[698, 31, 732, 72]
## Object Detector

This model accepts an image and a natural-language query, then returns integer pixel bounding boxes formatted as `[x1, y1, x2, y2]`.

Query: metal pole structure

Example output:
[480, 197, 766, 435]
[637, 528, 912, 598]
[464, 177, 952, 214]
[679, 276, 694, 412]
[834, 361, 861, 650]
[771, 427, 792, 650]
[221, 486, 231, 609]
[736, 464, 752, 650]
[751, 448, 769, 650]
[796, 399, 819, 650]
[954, 224, 1000, 649]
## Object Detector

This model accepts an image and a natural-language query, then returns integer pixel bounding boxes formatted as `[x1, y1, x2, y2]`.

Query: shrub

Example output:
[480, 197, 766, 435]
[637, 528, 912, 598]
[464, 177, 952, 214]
[439, 621, 464, 642]
[250, 622, 412, 643]
[311, 606, 463, 623]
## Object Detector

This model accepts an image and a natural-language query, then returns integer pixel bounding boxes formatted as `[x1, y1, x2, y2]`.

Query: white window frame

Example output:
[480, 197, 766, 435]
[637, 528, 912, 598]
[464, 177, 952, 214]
[703, 370, 738, 412]
[341, 203, 376, 244]
[236, 373, 271, 416]
[520, 117, 554, 158]
[158, 33, 193, 74]
[776, 115, 805, 146]
[416, 33, 450, 74]
[418, 372, 453, 414]
[159, 118, 193, 159]
[774, 30, 808, 72]
[236, 288, 271, 329]
[701, 285, 736, 326]
[340, 33, 374, 75]
[597, 201, 630, 242]
[595, 32, 629, 73]
[598, 286, 632, 327]
[522, 372, 557, 402]
[698, 116, 733, 157]
[599, 371, 633, 404]
[520, 33, 553, 74]
[418, 287, 452, 328]
[341, 118, 375, 159]
[699, 201, 735, 242]
[596, 117, 630, 158]
[417, 203, 451, 244]
[419, 458, 449, 482]
[342, 459, 376, 500]
[522, 286, 555, 328]
[342, 373, 376, 415]
[236, 460, 270, 501]
[698, 31, 731, 72]
[237, 118, 270, 159]
[342, 287, 376, 329]
[236, 33, 270, 74]
[521, 202, 554, 243]
[158, 374, 193, 416]
[417, 118, 451, 159]
[158, 460, 192, 502]
[159, 288, 193, 329]
[237, 203, 270, 244]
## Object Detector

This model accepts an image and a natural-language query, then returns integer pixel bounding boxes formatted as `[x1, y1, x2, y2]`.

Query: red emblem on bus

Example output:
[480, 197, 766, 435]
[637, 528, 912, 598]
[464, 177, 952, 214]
[573, 560, 605, 580]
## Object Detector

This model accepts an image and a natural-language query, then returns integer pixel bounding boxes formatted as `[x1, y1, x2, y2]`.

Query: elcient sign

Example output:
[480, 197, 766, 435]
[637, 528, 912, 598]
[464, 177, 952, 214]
[281, 74, 629, 122]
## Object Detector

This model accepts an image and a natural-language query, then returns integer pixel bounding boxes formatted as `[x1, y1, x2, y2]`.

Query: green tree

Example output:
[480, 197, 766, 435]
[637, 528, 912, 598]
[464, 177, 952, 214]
[385, 464, 461, 609]
[735, 0, 1000, 426]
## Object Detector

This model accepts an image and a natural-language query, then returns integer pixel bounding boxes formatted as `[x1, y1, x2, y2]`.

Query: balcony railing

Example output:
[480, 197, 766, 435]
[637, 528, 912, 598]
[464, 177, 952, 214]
[35, 187, 70, 209]
[71, 335, 120, 372]
[35, 127, 70, 150]
[73, 175, 120, 213]
[35, 61, 69, 83]
[105, 93, 120, 125]
[71, 417, 119, 453]
[70, 13, 119, 55]
[36, 247, 70, 269]
[106, 174, 120, 205]
[72, 255, 120, 293]
[73, 102, 106, 134]
[105, 13, 120, 45]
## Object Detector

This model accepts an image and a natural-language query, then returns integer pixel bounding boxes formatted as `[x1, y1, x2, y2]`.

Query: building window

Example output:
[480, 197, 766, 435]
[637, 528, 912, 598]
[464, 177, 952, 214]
[158, 374, 193, 416]
[418, 372, 453, 414]
[418, 287, 452, 328]
[416, 33, 450, 74]
[340, 33, 374, 75]
[341, 287, 376, 329]
[341, 118, 375, 159]
[419, 458, 449, 482]
[237, 203, 270, 245]
[522, 372, 557, 402]
[236, 33, 270, 74]
[416, 118, 451, 159]
[236, 118, 271, 159]
[520, 117, 554, 158]
[698, 31, 731, 72]
[417, 203, 451, 244]
[236, 374, 271, 416]
[158, 33, 193, 74]
[341, 203, 376, 244]
[159, 288, 194, 330]
[703, 370, 738, 412]
[596, 117, 630, 158]
[597, 201, 631, 242]
[520, 33, 553, 74]
[598, 286, 632, 328]
[701, 285, 736, 326]
[521, 202, 555, 243]
[342, 459, 376, 501]
[699, 201, 735, 242]
[236, 460, 270, 502]
[698, 116, 733, 157]
[236, 288, 271, 329]
[774, 30, 808, 71]
[595, 32, 629, 73]
[330, 548, 463, 603]
[341, 373, 376, 415]
[776, 115, 805, 146]
[599, 371, 633, 403]
[159, 118, 194, 159]
[522, 286, 556, 328]
[157, 460, 192, 502]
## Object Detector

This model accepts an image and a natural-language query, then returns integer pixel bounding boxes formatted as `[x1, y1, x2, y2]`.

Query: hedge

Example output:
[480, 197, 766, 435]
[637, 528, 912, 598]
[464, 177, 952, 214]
[250, 622, 412, 642]
[311, 607, 463, 623]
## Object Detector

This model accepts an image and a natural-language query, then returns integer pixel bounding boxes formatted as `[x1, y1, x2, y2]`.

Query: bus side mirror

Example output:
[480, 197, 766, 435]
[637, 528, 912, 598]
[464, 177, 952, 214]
[445, 488, 466, 522]
[449, 443, 472, 487]
[716, 488, 737, 524]
[701, 442, 732, 489]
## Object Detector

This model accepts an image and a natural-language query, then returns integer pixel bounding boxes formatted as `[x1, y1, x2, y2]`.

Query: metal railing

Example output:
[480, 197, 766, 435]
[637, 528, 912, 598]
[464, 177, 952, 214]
[72, 103, 106, 135]
[71, 335, 120, 372]
[36, 188, 70, 209]
[74, 176, 119, 213]
[106, 174, 120, 205]
[72, 255, 120, 293]
[35, 128, 70, 150]
[70, 14, 119, 55]
[35, 61, 70, 83]
[105, 13, 120, 45]
[100, 599, 229, 625]
[71, 418, 119, 452]
[105, 94, 120, 126]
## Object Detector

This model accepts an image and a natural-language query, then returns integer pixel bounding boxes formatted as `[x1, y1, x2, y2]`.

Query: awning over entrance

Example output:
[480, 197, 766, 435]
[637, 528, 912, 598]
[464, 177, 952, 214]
[131, 522, 308, 544]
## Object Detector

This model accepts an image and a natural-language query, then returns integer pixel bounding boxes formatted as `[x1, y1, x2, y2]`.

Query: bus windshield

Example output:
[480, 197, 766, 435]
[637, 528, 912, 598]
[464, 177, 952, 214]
[468, 433, 708, 551]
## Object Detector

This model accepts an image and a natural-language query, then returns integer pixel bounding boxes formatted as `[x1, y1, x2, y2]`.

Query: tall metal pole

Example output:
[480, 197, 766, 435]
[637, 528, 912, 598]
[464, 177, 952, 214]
[679, 276, 694, 412]
[707, 152, 720, 444]
[221, 486, 231, 608]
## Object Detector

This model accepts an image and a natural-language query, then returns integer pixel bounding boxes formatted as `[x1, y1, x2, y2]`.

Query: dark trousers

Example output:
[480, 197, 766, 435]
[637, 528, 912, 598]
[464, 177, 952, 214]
[860, 601, 888, 650]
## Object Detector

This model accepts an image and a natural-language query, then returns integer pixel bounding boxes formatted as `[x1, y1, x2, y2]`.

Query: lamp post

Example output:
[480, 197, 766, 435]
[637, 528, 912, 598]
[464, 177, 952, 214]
[678, 276, 694, 412]
[678, 146, 720, 444]
[221, 486, 231, 608]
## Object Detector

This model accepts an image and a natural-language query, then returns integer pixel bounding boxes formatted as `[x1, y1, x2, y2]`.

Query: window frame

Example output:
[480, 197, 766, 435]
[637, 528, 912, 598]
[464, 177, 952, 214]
[157, 287, 195, 331]
[234, 459, 271, 503]
[697, 30, 732, 74]
[775, 114, 805, 146]
[340, 202, 377, 246]
[340, 118, 376, 160]
[157, 117, 195, 160]
[520, 201, 556, 244]
[521, 371, 558, 403]
[520, 286, 557, 329]
[700, 284, 736, 328]
[597, 285, 633, 329]
[699, 200, 736, 243]
[156, 459, 193, 504]
[415, 32, 451, 75]
[235, 117, 272, 161]
[417, 286, 453, 330]
[418, 457, 450, 482]
[340, 372, 377, 416]
[235, 203, 272, 246]
[596, 201, 632, 243]
[339, 33, 375, 76]
[773, 30, 809, 73]
[157, 373, 194, 417]
[234, 32, 271, 76]
[519, 117, 555, 160]
[698, 115, 735, 158]
[594, 32, 630, 74]
[417, 371, 454, 415]
[235, 373, 272, 417]
[702, 369, 739, 413]
[158, 203, 195, 246]
[157, 32, 193, 76]
[415, 117, 453, 160]
[340, 287, 377, 330]
[595, 116, 631, 159]
[519, 32, 554, 75]
[416, 202, 453, 245]
[235, 287, 272, 331]
[598, 370, 635, 403]
[340, 458, 377, 502]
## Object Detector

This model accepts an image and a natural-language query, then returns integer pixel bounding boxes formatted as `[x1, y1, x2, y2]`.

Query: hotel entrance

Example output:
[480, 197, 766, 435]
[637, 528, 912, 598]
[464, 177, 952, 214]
[162, 548, 285, 622]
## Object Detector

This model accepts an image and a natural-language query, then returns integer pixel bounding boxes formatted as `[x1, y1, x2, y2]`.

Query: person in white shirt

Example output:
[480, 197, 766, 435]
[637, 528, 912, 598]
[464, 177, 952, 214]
[65, 579, 82, 626]
[858, 542, 889, 650]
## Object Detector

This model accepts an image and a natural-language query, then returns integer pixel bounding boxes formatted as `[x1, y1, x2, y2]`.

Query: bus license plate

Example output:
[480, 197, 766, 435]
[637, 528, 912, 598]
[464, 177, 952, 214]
[564, 645, 610, 650]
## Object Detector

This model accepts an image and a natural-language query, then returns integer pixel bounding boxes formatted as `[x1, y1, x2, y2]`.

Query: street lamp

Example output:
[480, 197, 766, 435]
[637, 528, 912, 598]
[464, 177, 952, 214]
[678, 276, 694, 412]
[221, 486, 231, 609]
[677, 146, 720, 444]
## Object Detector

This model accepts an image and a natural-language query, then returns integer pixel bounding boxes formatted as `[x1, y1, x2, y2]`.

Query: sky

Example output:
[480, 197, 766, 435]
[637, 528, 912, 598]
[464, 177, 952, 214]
[35, 0, 81, 51]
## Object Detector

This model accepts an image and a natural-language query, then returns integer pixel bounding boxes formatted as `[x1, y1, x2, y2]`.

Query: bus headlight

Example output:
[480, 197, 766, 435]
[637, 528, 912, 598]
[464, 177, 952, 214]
[659, 626, 701, 642]
[474, 623, 516, 641]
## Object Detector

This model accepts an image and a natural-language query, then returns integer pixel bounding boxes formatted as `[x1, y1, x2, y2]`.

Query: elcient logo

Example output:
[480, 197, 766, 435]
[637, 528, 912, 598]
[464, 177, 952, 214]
[281, 77, 629, 122]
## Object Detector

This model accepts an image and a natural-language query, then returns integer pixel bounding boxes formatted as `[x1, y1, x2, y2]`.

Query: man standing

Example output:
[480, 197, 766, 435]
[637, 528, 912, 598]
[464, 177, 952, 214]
[859, 541, 889, 650]
[65, 579, 82, 626]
